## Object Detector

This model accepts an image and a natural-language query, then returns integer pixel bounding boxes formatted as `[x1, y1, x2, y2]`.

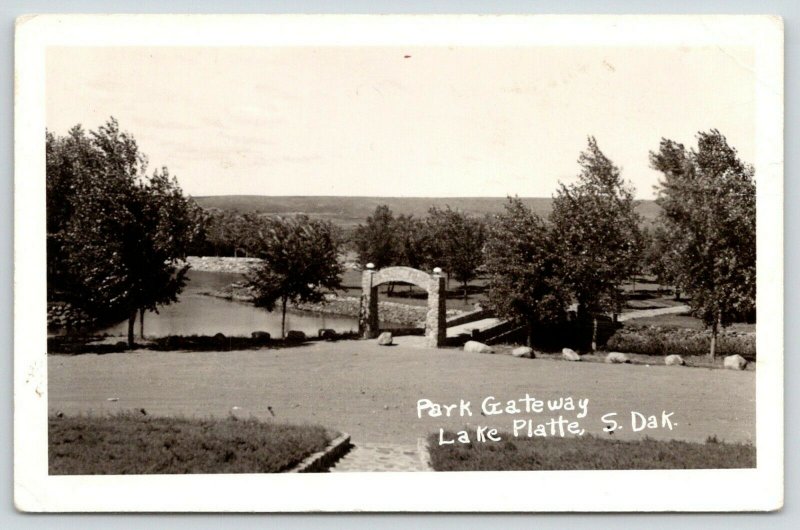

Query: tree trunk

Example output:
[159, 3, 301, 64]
[139, 307, 145, 339]
[591, 317, 598, 352]
[526, 319, 534, 348]
[127, 310, 137, 348]
[709, 310, 722, 360]
[462, 282, 469, 304]
[281, 297, 287, 339]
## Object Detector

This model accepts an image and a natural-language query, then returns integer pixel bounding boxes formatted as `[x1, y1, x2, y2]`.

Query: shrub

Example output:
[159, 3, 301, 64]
[605, 325, 755, 359]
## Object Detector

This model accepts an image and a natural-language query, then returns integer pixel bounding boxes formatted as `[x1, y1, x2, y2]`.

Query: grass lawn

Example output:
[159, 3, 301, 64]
[427, 433, 756, 471]
[49, 341, 756, 445]
[49, 412, 331, 474]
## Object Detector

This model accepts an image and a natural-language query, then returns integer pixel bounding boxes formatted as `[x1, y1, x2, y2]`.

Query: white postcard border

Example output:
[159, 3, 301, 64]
[14, 14, 784, 512]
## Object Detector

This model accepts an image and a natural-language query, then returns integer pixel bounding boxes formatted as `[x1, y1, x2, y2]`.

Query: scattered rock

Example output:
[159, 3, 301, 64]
[723, 354, 748, 370]
[606, 352, 631, 364]
[464, 341, 494, 354]
[664, 354, 686, 366]
[286, 330, 306, 342]
[377, 331, 393, 346]
[106, 397, 119, 402]
[562, 348, 581, 361]
[318, 328, 337, 340]
[511, 346, 534, 358]
[251, 331, 271, 342]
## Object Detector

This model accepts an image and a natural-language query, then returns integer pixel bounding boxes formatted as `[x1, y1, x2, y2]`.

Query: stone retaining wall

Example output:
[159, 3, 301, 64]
[48, 302, 95, 330]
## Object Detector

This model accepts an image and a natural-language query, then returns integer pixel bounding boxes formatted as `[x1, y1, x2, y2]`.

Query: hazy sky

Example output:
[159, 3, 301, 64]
[46, 46, 755, 199]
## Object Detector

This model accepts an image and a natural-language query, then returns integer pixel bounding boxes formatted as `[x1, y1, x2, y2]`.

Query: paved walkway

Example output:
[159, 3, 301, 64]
[617, 305, 690, 322]
[445, 317, 502, 337]
[329, 442, 430, 472]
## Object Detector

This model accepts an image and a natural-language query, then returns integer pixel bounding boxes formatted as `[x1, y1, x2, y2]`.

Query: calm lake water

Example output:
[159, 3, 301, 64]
[99, 270, 363, 339]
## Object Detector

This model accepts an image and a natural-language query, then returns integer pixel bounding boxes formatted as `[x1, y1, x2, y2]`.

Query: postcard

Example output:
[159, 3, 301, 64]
[14, 14, 783, 512]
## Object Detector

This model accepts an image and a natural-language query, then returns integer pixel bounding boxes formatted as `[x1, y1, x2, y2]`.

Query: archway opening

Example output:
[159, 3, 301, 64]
[359, 266, 446, 348]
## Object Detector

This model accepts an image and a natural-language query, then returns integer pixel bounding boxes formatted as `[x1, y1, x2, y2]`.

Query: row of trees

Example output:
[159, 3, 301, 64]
[484, 132, 754, 358]
[485, 137, 643, 349]
[48, 118, 345, 344]
[350, 133, 755, 359]
[48, 119, 755, 358]
[351, 205, 487, 299]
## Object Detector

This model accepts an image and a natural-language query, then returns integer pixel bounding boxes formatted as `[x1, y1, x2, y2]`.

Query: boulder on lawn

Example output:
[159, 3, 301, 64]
[664, 354, 686, 366]
[562, 348, 581, 361]
[464, 340, 494, 354]
[319, 329, 337, 341]
[377, 331, 393, 346]
[286, 330, 306, 342]
[251, 331, 271, 343]
[229, 406, 246, 420]
[723, 354, 748, 370]
[511, 346, 535, 359]
[606, 352, 631, 364]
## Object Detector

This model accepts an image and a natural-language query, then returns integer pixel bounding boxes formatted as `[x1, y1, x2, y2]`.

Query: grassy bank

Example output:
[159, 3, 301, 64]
[47, 331, 362, 354]
[49, 412, 331, 474]
[606, 325, 755, 359]
[428, 432, 755, 471]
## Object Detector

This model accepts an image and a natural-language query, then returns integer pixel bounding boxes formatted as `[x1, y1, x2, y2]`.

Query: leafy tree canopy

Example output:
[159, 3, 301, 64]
[650, 130, 755, 357]
[550, 136, 643, 317]
[47, 118, 203, 345]
[246, 215, 343, 338]
[484, 197, 569, 345]
[426, 206, 487, 296]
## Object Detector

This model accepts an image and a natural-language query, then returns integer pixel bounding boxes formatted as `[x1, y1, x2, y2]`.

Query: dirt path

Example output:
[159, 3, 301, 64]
[48, 338, 755, 445]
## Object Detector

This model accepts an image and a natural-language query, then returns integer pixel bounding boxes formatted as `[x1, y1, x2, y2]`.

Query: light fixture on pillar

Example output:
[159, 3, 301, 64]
[433, 267, 442, 275]
[366, 263, 375, 270]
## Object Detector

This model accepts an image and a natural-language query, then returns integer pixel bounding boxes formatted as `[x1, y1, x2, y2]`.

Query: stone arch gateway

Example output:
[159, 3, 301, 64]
[359, 266, 446, 348]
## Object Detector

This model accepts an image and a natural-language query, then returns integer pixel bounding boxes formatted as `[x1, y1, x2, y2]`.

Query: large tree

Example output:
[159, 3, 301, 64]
[549, 137, 643, 348]
[48, 118, 202, 346]
[484, 198, 569, 346]
[650, 130, 756, 358]
[246, 215, 343, 338]
[426, 206, 487, 300]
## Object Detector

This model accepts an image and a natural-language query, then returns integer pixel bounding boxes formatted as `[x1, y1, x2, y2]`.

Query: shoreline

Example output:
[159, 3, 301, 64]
[202, 284, 464, 326]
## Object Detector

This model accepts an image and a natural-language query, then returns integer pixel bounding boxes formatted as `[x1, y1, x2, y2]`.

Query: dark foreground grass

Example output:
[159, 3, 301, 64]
[428, 433, 755, 471]
[49, 412, 331, 474]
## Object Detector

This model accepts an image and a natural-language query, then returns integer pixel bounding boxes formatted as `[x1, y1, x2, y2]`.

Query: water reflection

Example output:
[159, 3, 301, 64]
[98, 271, 366, 338]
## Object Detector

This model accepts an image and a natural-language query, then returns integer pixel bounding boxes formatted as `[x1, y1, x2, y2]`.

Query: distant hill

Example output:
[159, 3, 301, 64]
[192, 195, 660, 228]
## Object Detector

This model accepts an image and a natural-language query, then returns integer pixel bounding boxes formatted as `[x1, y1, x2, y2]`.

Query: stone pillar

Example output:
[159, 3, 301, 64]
[360, 270, 379, 339]
[425, 273, 447, 348]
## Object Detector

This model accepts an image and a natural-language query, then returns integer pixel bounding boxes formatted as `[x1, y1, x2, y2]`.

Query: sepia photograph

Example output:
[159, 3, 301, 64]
[14, 14, 783, 512]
